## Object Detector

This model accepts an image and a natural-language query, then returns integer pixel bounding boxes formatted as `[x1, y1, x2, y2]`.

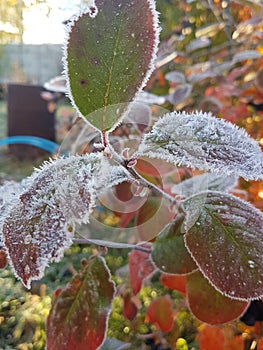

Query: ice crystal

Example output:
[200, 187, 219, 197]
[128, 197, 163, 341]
[137, 111, 263, 180]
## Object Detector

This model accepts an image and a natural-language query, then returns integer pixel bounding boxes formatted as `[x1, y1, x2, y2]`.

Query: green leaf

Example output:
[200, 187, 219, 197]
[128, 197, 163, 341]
[65, 0, 159, 131]
[151, 214, 197, 275]
[187, 271, 249, 324]
[46, 256, 115, 350]
[184, 191, 263, 300]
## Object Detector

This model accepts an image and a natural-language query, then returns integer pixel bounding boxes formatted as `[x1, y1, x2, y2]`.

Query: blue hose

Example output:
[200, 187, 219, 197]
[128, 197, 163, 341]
[0, 136, 59, 154]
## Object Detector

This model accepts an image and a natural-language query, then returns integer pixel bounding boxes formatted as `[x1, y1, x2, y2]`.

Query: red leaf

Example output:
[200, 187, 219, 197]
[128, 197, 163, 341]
[46, 256, 115, 350]
[129, 245, 155, 295]
[223, 336, 244, 350]
[160, 274, 186, 295]
[198, 325, 225, 350]
[146, 295, 174, 332]
[258, 338, 263, 350]
[187, 271, 249, 324]
[136, 158, 174, 177]
[123, 294, 138, 321]
[0, 249, 8, 269]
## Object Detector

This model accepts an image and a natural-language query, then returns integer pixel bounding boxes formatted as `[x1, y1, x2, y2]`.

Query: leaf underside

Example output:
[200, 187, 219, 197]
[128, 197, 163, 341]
[138, 111, 263, 180]
[46, 256, 115, 350]
[184, 191, 263, 300]
[65, 0, 159, 131]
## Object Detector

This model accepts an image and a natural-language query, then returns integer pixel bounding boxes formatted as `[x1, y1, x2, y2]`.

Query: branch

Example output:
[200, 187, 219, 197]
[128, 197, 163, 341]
[73, 238, 152, 253]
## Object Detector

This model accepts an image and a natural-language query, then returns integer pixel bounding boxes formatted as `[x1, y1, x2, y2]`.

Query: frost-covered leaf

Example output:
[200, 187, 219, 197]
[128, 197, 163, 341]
[137, 91, 166, 105]
[165, 71, 186, 84]
[151, 214, 197, 275]
[184, 191, 263, 300]
[3, 199, 71, 289]
[2, 154, 131, 287]
[146, 295, 174, 332]
[187, 271, 249, 324]
[171, 173, 238, 199]
[128, 244, 155, 295]
[65, 0, 159, 131]
[0, 180, 27, 252]
[167, 84, 192, 105]
[137, 111, 263, 180]
[125, 102, 152, 133]
[232, 50, 262, 64]
[186, 37, 211, 53]
[46, 256, 115, 350]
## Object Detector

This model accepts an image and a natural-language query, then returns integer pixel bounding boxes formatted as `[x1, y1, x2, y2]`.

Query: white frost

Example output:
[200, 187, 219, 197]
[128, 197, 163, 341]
[1, 153, 131, 288]
[171, 172, 238, 199]
[137, 111, 263, 180]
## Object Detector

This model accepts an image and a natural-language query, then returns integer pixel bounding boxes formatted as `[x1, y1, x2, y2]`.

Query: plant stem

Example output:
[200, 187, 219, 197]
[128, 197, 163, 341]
[106, 139, 185, 214]
[73, 238, 152, 253]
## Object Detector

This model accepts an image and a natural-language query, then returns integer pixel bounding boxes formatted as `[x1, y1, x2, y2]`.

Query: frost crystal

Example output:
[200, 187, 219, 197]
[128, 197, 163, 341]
[137, 111, 263, 180]
[1, 153, 131, 287]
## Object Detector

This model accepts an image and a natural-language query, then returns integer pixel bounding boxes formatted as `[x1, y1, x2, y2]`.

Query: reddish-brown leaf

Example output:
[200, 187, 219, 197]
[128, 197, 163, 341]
[136, 158, 174, 177]
[198, 325, 225, 350]
[160, 274, 186, 295]
[123, 294, 138, 321]
[184, 192, 263, 300]
[223, 336, 244, 350]
[257, 338, 263, 350]
[187, 271, 249, 324]
[46, 256, 115, 350]
[146, 295, 174, 332]
[129, 245, 155, 295]
[3, 200, 71, 288]
[0, 249, 8, 269]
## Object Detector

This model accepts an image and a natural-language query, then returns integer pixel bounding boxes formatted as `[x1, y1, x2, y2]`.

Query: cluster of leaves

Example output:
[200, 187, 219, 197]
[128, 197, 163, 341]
[0, 0, 263, 349]
[151, 0, 263, 212]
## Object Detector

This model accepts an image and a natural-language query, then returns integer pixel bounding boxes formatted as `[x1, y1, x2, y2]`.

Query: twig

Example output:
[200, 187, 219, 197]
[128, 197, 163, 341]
[73, 238, 152, 253]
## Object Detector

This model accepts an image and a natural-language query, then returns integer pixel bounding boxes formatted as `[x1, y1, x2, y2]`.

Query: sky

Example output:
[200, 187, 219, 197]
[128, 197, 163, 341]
[23, 0, 86, 44]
